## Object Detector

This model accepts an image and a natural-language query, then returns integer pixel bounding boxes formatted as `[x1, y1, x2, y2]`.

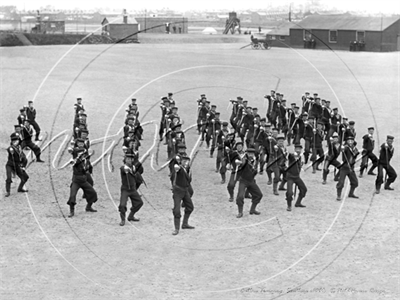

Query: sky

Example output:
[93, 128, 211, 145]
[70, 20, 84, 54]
[3, 0, 400, 14]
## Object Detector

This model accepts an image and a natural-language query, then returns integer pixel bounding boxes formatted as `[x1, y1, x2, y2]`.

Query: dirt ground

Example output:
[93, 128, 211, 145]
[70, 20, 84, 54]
[0, 43, 399, 300]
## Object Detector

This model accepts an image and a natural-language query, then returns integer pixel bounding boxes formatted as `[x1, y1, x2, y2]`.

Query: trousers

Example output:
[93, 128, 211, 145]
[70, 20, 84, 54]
[119, 189, 143, 214]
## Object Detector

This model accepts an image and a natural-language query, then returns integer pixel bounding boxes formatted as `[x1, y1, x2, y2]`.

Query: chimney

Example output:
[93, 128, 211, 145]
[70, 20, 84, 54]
[123, 9, 128, 24]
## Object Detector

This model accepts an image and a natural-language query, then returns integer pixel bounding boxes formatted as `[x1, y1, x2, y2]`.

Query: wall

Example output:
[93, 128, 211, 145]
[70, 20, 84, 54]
[382, 19, 400, 51]
[266, 35, 291, 47]
[364, 31, 382, 52]
[289, 27, 399, 52]
[289, 28, 304, 47]
[135, 17, 188, 34]
[109, 24, 139, 40]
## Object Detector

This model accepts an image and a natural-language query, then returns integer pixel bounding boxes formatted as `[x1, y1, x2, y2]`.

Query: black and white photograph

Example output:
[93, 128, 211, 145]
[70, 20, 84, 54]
[1, 0, 399, 299]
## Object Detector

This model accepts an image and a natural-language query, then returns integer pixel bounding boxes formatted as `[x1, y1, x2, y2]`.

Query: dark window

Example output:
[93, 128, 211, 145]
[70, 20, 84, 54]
[279, 36, 285, 41]
[356, 31, 365, 42]
[329, 30, 337, 43]
[303, 29, 312, 40]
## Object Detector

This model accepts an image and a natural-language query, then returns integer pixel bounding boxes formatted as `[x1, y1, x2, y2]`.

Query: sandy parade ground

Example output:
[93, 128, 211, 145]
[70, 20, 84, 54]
[0, 37, 399, 299]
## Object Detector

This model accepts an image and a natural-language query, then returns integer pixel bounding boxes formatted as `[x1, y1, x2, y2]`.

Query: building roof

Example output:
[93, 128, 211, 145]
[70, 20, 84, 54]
[295, 15, 400, 31]
[267, 22, 297, 36]
[102, 15, 138, 25]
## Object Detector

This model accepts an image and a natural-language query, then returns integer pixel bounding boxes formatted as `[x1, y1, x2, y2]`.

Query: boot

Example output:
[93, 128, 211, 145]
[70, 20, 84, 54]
[367, 165, 377, 175]
[85, 203, 97, 212]
[312, 164, 316, 174]
[36, 155, 45, 163]
[334, 170, 340, 182]
[172, 218, 180, 235]
[236, 205, 243, 218]
[286, 199, 292, 211]
[273, 182, 279, 195]
[249, 203, 260, 215]
[221, 173, 226, 184]
[17, 181, 28, 193]
[336, 188, 342, 201]
[119, 212, 126, 226]
[267, 172, 272, 185]
[182, 213, 195, 229]
[5, 182, 11, 197]
[295, 196, 306, 207]
[228, 192, 234, 202]
[384, 183, 394, 190]
[348, 186, 359, 198]
[375, 184, 381, 194]
[35, 133, 42, 141]
[68, 205, 75, 218]
[278, 181, 286, 191]
[304, 153, 309, 164]
[322, 169, 328, 184]
[127, 210, 140, 221]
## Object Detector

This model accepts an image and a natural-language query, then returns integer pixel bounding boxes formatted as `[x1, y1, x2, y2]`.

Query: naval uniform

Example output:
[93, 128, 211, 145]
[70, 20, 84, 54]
[375, 143, 397, 190]
[5, 143, 29, 194]
[119, 164, 144, 219]
[285, 153, 307, 208]
[360, 134, 378, 176]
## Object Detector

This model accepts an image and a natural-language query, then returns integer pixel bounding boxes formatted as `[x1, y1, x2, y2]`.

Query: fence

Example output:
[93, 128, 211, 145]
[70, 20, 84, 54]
[0, 20, 104, 34]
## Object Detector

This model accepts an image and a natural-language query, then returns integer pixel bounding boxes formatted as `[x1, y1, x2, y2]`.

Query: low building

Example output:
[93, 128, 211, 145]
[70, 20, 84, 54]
[290, 15, 400, 51]
[134, 17, 188, 34]
[101, 10, 139, 41]
[266, 22, 297, 47]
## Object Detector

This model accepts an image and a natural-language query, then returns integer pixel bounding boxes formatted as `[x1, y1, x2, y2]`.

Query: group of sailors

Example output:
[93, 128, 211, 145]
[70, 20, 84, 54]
[5, 102, 44, 197]
[5, 91, 397, 234]
[193, 90, 396, 214]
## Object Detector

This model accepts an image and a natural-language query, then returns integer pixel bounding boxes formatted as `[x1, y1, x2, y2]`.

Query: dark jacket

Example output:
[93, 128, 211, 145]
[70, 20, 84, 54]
[341, 145, 359, 169]
[378, 143, 394, 165]
[26, 107, 37, 121]
[237, 155, 257, 182]
[362, 134, 375, 152]
[6, 144, 27, 169]
[172, 165, 191, 189]
[120, 161, 143, 190]
[286, 153, 302, 178]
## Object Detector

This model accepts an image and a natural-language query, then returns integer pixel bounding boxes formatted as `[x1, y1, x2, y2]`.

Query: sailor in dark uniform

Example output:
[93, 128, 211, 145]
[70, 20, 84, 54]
[285, 144, 307, 211]
[5, 133, 29, 196]
[118, 152, 144, 226]
[21, 120, 44, 162]
[26, 101, 42, 141]
[171, 156, 195, 235]
[375, 135, 397, 193]
[336, 135, 359, 201]
[359, 127, 378, 177]
[234, 148, 263, 218]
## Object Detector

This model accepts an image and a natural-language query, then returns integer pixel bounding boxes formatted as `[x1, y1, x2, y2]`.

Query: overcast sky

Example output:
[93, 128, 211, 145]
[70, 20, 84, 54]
[4, 0, 400, 14]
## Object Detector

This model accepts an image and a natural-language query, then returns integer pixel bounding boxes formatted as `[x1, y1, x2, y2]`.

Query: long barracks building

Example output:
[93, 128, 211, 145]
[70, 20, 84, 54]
[267, 15, 400, 52]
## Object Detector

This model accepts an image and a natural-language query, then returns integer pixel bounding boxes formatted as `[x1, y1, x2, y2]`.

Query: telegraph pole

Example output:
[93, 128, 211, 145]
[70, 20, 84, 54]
[380, 13, 383, 52]
[144, 9, 147, 33]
